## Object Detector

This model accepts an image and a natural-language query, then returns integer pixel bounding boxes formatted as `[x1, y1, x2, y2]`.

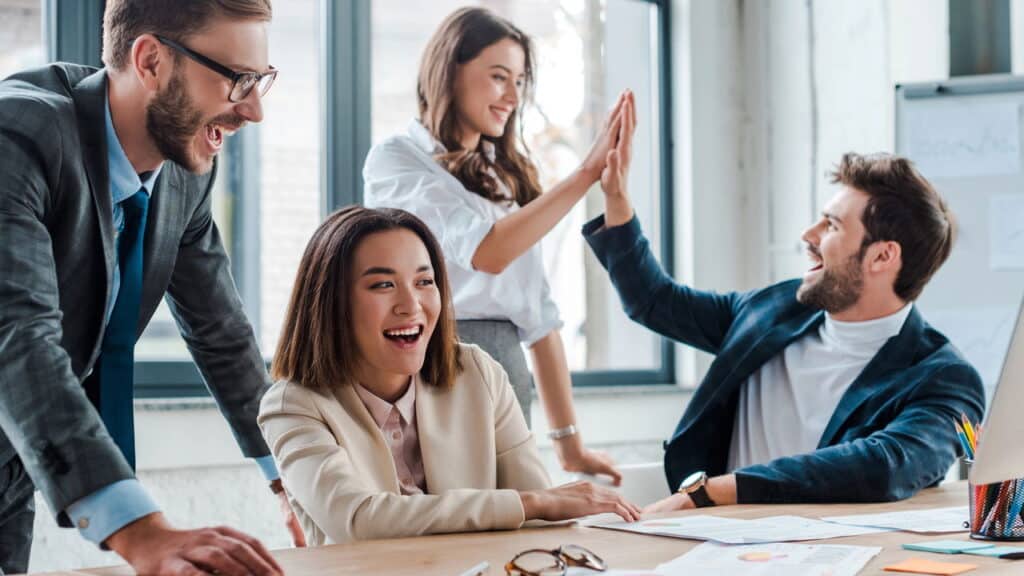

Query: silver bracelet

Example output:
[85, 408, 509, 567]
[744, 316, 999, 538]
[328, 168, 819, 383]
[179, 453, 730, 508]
[547, 424, 578, 440]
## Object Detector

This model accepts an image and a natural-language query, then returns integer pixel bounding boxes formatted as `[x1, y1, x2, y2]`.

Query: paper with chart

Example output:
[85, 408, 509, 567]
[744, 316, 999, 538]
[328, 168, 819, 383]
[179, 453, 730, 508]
[595, 514, 887, 544]
[655, 542, 882, 576]
[991, 194, 1024, 270]
[905, 101, 1021, 180]
[822, 506, 969, 533]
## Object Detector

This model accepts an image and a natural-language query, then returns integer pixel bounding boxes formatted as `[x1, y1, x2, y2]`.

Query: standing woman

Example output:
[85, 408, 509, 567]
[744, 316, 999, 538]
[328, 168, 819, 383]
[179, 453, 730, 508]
[364, 6, 635, 481]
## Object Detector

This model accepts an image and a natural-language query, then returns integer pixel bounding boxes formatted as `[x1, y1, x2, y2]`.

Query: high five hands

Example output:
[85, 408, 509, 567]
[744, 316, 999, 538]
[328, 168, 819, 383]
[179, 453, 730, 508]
[601, 90, 637, 228]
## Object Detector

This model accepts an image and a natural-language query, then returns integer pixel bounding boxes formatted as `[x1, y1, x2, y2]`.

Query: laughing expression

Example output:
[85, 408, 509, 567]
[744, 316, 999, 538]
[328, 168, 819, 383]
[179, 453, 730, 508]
[147, 19, 269, 174]
[349, 229, 441, 389]
[796, 186, 870, 313]
[453, 37, 525, 142]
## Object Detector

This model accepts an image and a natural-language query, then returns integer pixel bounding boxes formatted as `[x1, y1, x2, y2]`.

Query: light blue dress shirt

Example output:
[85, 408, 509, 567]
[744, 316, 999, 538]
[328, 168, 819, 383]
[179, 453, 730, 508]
[64, 96, 278, 548]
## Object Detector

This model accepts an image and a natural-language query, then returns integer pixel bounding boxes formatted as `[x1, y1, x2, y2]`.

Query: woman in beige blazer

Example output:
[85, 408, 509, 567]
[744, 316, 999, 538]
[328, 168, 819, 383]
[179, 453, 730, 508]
[259, 206, 640, 546]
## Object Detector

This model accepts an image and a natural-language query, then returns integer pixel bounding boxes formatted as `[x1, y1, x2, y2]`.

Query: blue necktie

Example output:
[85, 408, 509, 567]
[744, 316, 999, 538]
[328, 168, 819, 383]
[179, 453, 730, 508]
[98, 189, 149, 470]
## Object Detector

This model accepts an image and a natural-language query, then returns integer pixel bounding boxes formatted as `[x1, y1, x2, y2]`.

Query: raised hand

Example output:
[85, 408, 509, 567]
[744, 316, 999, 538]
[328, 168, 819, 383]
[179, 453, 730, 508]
[579, 90, 629, 182]
[600, 90, 637, 227]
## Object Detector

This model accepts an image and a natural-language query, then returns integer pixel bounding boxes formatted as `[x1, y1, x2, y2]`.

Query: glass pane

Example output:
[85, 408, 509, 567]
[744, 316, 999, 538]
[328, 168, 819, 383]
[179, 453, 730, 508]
[0, 0, 44, 80]
[258, 0, 321, 354]
[137, 0, 321, 362]
[371, 0, 664, 372]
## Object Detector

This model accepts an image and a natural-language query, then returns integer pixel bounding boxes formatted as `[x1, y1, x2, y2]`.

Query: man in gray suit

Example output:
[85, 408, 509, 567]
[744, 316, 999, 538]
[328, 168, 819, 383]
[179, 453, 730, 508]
[0, 1, 300, 573]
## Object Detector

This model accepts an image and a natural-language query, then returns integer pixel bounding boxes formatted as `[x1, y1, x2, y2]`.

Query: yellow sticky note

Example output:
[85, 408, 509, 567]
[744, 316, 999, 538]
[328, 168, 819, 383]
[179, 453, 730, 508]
[884, 557, 977, 575]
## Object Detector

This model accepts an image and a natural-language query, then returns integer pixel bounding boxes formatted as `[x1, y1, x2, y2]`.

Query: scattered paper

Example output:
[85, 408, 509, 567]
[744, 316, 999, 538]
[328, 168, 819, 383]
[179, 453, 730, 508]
[595, 514, 887, 545]
[822, 506, 969, 533]
[990, 195, 1024, 270]
[655, 542, 881, 576]
[906, 101, 1021, 180]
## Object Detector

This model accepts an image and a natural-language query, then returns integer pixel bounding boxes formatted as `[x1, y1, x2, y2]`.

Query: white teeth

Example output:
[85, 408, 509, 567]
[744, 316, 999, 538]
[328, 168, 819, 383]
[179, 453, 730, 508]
[384, 327, 421, 337]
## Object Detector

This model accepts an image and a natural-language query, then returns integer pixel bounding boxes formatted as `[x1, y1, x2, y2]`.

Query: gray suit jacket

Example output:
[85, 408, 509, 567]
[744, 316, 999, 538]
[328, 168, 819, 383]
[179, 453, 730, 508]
[0, 63, 272, 527]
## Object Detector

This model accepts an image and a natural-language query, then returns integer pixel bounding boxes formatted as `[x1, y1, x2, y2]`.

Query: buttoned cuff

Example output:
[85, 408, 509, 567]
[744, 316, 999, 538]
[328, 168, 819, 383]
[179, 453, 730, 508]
[254, 455, 280, 481]
[64, 479, 160, 548]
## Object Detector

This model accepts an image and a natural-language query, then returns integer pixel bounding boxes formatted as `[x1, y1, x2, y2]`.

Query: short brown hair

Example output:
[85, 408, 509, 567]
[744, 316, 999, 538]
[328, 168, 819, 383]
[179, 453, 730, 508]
[102, 0, 272, 70]
[418, 7, 542, 207]
[272, 206, 461, 394]
[830, 152, 955, 302]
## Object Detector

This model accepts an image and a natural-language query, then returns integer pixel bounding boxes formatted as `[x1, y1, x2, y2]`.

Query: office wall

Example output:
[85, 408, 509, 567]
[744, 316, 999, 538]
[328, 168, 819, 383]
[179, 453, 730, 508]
[743, 0, 949, 283]
[668, 0, 948, 381]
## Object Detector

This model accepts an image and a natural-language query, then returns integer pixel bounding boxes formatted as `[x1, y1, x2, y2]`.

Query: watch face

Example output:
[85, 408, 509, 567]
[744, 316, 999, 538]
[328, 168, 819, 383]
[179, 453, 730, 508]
[681, 470, 706, 490]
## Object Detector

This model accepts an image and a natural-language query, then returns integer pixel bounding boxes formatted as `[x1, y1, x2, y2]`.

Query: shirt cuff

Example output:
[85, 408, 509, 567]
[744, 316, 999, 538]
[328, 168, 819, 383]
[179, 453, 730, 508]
[64, 479, 161, 548]
[254, 455, 280, 481]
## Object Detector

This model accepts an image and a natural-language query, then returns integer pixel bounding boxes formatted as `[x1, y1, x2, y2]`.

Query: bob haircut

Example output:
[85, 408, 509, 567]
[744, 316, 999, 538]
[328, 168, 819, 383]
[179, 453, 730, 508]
[272, 206, 461, 393]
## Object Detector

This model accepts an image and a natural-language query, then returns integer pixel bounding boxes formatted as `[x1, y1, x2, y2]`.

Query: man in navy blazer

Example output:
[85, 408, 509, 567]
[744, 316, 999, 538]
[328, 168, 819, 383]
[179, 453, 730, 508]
[586, 139, 984, 512]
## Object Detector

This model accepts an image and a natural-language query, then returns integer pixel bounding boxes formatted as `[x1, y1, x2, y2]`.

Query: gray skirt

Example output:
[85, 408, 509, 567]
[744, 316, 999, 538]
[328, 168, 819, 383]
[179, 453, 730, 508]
[456, 319, 533, 427]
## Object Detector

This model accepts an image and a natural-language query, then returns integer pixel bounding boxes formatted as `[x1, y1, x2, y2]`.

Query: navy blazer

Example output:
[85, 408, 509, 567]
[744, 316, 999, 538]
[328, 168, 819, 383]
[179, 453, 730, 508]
[584, 215, 985, 504]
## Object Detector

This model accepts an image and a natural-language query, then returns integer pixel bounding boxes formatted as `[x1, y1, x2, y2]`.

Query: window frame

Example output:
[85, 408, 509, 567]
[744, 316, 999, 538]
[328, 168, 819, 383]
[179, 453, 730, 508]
[53, 0, 675, 397]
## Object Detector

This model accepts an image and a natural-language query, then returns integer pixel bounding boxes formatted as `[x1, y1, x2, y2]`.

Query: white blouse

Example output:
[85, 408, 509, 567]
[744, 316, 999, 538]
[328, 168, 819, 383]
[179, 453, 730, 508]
[362, 120, 562, 346]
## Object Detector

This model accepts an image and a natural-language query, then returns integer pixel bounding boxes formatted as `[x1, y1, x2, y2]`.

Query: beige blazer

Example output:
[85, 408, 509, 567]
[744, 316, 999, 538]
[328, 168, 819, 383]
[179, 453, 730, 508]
[258, 344, 551, 545]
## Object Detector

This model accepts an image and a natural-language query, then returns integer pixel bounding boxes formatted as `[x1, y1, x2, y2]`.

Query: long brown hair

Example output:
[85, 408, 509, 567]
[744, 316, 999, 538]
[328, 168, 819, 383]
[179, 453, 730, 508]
[417, 7, 542, 206]
[272, 206, 461, 394]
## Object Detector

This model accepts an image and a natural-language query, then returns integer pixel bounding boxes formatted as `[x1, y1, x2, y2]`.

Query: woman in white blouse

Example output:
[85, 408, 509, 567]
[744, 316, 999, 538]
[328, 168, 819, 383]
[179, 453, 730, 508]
[363, 7, 635, 482]
[259, 206, 640, 545]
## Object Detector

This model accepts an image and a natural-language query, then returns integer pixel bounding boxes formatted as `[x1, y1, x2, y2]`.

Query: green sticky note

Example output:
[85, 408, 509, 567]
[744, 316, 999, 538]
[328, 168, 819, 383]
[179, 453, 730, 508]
[962, 546, 1024, 559]
[902, 540, 995, 554]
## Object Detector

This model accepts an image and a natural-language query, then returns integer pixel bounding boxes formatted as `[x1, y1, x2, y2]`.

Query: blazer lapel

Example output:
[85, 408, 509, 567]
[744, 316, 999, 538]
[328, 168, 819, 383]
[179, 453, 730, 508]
[817, 307, 924, 447]
[674, 308, 824, 446]
[333, 384, 401, 493]
[139, 168, 180, 329]
[415, 375, 459, 493]
[71, 70, 115, 318]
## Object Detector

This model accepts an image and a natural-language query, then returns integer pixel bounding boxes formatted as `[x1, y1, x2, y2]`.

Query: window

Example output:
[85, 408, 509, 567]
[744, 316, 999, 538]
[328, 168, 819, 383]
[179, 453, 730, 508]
[371, 0, 672, 381]
[0, 0, 44, 80]
[45, 0, 671, 395]
[949, 0, 1012, 76]
[135, 0, 322, 371]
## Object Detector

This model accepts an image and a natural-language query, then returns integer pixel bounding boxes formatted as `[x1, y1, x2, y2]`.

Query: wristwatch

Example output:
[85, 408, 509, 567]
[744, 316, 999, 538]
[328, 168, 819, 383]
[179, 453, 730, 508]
[677, 470, 716, 508]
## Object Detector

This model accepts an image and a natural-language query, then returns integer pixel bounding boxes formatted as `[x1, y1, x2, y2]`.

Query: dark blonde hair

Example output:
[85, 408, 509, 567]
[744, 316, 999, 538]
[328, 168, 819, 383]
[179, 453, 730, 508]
[830, 152, 955, 302]
[102, 0, 272, 70]
[272, 206, 461, 394]
[417, 7, 542, 206]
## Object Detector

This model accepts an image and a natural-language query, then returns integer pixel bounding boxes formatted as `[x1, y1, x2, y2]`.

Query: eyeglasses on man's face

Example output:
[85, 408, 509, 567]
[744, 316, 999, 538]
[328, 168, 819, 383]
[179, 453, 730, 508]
[155, 35, 277, 102]
[505, 544, 607, 576]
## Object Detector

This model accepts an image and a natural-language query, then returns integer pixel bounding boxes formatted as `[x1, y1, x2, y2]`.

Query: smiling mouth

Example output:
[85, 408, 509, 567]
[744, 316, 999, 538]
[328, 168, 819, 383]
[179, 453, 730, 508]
[383, 325, 424, 345]
[806, 251, 824, 272]
[204, 121, 243, 149]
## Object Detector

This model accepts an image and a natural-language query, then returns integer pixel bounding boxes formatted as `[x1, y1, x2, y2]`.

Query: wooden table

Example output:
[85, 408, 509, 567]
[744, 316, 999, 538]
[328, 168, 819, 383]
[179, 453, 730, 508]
[44, 481, 1023, 575]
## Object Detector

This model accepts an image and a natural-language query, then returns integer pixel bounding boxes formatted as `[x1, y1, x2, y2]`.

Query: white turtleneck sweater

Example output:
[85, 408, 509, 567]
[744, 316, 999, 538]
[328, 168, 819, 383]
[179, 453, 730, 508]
[727, 303, 913, 471]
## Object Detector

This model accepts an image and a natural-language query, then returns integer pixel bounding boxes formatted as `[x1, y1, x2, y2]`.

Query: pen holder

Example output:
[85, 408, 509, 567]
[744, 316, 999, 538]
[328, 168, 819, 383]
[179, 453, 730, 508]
[965, 459, 1024, 541]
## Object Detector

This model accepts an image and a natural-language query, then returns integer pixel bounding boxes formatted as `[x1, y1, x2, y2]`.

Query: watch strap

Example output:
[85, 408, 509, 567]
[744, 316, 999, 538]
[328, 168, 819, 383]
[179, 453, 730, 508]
[689, 484, 715, 508]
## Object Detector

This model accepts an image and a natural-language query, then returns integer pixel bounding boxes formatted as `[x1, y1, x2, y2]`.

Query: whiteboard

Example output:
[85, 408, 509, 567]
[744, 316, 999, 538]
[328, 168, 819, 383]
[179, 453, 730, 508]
[895, 75, 1024, 401]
